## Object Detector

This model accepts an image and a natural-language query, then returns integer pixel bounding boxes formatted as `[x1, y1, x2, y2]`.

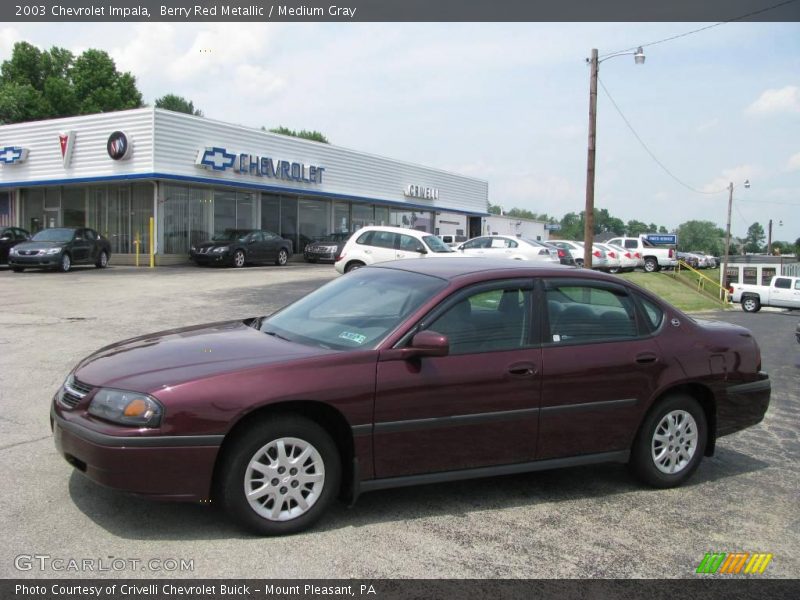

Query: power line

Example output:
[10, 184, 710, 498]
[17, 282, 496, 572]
[599, 0, 800, 59]
[597, 77, 728, 195]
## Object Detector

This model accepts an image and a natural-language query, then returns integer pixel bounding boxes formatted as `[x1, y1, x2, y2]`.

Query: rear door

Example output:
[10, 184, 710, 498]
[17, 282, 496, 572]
[537, 278, 662, 460]
[394, 233, 426, 261]
[364, 230, 398, 264]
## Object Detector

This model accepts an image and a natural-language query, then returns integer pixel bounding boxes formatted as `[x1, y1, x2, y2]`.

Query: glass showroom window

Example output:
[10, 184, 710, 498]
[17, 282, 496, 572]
[20, 189, 45, 233]
[161, 185, 213, 254]
[261, 194, 281, 234]
[299, 197, 331, 250]
[332, 201, 350, 234]
[352, 203, 374, 231]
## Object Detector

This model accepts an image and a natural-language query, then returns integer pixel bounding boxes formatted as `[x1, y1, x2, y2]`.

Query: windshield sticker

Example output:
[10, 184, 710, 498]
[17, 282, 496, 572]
[338, 331, 367, 345]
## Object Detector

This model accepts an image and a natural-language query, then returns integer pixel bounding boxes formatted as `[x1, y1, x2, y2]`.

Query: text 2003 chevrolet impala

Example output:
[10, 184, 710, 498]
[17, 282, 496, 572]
[52, 259, 770, 535]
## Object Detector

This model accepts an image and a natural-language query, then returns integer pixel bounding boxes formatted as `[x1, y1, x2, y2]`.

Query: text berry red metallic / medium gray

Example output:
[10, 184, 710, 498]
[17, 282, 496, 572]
[51, 258, 770, 535]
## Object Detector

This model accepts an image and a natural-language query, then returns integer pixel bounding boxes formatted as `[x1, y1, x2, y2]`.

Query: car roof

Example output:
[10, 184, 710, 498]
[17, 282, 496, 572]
[369, 257, 589, 280]
[355, 225, 431, 236]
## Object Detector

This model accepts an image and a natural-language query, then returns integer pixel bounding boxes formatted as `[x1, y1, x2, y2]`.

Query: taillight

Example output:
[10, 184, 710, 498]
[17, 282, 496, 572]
[608, 252, 616, 258]
[335, 253, 345, 262]
[593, 250, 601, 258]
[558, 249, 566, 258]
[635, 252, 641, 258]
[625, 252, 632, 259]
[669, 248, 675, 258]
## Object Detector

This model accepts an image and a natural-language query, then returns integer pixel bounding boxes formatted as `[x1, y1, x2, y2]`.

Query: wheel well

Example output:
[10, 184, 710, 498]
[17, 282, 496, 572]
[211, 401, 355, 501]
[643, 383, 717, 456]
[346, 260, 365, 270]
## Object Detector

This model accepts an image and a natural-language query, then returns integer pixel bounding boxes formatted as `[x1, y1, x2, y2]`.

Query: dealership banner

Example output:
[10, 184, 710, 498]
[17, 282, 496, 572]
[4, 579, 800, 600]
[2, 0, 800, 22]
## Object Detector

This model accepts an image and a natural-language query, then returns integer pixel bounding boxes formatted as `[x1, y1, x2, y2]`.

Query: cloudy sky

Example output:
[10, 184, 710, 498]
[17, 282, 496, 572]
[1, 21, 798, 240]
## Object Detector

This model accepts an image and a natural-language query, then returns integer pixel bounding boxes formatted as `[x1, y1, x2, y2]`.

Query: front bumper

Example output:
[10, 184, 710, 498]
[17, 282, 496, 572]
[190, 251, 231, 266]
[304, 250, 336, 262]
[52, 407, 221, 501]
[717, 372, 771, 437]
[9, 254, 62, 267]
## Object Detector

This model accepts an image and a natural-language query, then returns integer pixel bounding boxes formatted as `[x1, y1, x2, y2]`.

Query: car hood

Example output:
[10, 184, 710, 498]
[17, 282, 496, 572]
[73, 320, 333, 392]
[196, 240, 238, 249]
[14, 241, 66, 250]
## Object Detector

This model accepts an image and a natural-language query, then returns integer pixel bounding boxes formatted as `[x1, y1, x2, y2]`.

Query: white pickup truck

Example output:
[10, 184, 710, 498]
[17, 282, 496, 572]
[606, 236, 677, 273]
[730, 275, 800, 312]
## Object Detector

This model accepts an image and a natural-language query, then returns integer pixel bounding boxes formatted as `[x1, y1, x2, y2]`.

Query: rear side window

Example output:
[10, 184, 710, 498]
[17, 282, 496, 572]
[545, 283, 638, 343]
[775, 278, 791, 289]
[370, 231, 397, 249]
[638, 296, 664, 332]
[356, 231, 374, 245]
[625, 240, 637, 249]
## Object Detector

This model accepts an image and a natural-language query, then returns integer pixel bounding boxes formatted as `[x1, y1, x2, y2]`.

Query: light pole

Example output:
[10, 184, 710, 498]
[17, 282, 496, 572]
[767, 219, 783, 255]
[584, 46, 645, 268]
[721, 179, 749, 297]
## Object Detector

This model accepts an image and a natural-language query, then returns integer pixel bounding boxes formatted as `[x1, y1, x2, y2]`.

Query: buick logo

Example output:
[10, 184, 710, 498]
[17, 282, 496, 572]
[107, 131, 133, 161]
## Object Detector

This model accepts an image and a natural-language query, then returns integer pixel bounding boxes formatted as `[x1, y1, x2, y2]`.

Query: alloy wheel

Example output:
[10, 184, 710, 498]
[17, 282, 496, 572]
[60, 254, 71, 272]
[244, 437, 325, 522]
[277, 249, 288, 266]
[651, 410, 698, 475]
[234, 250, 245, 268]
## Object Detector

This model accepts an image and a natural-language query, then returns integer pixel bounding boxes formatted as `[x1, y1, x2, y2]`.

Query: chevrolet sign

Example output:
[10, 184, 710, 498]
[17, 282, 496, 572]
[196, 146, 324, 184]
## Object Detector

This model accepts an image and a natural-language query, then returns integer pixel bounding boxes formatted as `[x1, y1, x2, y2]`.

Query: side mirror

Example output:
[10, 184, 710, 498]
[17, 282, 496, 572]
[415, 246, 427, 254]
[410, 330, 448, 355]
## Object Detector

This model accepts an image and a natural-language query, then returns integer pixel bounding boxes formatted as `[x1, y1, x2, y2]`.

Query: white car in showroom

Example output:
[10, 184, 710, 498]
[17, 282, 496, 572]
[456, 235, 559, 263]
[334, 226, 455, 274]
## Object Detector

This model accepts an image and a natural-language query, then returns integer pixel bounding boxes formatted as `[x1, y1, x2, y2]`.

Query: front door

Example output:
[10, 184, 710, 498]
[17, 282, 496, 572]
[373, 280, 541, 478]
[537, 279, 664, 460]
[70, 229, 93, 263]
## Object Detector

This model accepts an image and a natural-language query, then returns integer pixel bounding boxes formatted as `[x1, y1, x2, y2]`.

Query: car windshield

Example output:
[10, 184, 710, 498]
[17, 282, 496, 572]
[261, 268, 447, 350]
[212, 229, 252, 241]
[31, 228, 75, 242]
[422, 235, 454, 253]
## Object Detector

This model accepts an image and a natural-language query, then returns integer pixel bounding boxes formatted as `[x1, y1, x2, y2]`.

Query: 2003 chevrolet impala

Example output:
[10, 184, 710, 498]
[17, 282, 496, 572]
[52, 258, 770, 535]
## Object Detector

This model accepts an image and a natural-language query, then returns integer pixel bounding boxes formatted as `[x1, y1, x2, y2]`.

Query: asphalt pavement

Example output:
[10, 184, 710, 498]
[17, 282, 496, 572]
[0, 264, 797, 579]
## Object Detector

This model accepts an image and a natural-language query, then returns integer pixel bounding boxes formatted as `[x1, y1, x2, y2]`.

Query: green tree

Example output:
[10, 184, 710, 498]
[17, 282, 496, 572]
[0, 42, 142, 123]
[506, 207, 536, 220]
[487, 202, 502, 215]
[155, 94, 202, 116]
[626, 220, 649, 237]
[676, 220, 725, 255]
[559, 212, 583, 240]
[266, 125, 329, 144]
[769, 240, 792, 256]
[744, 222, 766, 254]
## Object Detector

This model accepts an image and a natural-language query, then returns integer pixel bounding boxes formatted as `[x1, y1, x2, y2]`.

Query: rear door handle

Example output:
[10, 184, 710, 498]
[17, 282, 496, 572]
[635, 352, 658, 364]
[507, 362, 537, 377]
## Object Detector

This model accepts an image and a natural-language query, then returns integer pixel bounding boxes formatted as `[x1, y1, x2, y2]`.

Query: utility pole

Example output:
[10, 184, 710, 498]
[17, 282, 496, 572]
[721, 182, 734, 298]
[767, 219, 773, 255]
[584, 48, 599, 269]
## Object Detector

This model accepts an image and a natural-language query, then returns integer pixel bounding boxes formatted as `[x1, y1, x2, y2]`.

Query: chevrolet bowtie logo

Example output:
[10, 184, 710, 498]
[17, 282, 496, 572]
[197, 146, 236, 171]
[0, 146, 28, 164]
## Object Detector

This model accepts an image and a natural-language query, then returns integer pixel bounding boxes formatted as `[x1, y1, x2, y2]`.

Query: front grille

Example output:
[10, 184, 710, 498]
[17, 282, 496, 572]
[59, 377, 93, 408]
[20, 250, 40, 256]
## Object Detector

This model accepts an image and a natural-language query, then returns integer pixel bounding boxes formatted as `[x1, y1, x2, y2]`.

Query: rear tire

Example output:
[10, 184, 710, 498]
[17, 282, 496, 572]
[219, 415, 341, 536]
[630, 394, 707, 488]
[344, 261, 364, 273]
[644, 257, 659, 273]
[741, 296, 761, 313]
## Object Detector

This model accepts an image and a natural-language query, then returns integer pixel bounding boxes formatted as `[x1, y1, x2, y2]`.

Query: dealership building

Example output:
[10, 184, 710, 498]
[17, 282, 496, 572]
[0, 108, 488, 264]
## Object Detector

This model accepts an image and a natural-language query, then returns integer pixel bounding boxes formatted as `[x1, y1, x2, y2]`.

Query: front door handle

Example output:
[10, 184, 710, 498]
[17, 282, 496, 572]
[507, 362, 537, 377]
[635, 352, 658, 364]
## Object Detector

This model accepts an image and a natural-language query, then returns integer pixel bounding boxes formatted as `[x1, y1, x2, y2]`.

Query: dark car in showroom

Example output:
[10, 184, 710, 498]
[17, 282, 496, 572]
[9, 227, 110, 272]
[190, 229, 293, 267]
[52, 259, 770, 535]
[0, 226, 30, 266]
[303, 232, 351, 263]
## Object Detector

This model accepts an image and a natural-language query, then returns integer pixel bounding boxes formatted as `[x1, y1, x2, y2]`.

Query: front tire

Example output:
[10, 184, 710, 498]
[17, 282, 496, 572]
[742, 296, 761, 313]
[219, 415, 341, 536]
[275, 248, 289, 266]
[630, 394, 707, 488]
[232, 250, 246, 268]
[95, 251, 108, 268]
[643, 257, 660, 273]
[59, 253, 71, 273]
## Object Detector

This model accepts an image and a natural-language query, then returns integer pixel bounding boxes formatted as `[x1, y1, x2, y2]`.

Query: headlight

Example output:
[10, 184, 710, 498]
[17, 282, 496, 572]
[44, 247, 63, 255]
[190, 246, 196, 253]
[213, 246, 229, 253]
[10, 247, 18, 255]
[88, 388, 163, 428]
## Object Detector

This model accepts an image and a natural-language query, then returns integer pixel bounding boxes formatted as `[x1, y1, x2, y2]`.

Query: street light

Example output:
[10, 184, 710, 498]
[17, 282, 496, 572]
[767, 218, 783, 254]
[721, 179, 749, 298]
[584, 47, 645, 268]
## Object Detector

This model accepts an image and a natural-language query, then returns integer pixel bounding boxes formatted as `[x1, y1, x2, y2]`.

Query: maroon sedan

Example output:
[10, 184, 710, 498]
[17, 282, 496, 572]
[52, 259, 770, 535]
